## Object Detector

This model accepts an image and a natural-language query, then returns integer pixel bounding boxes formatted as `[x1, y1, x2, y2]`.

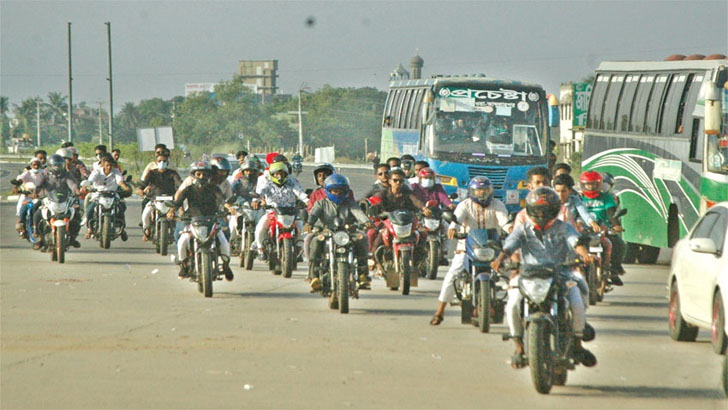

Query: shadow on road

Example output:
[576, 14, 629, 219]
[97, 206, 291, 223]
[215, 291, 314, 299]
[602, 301, 667, 309]
[352, 308, 434, 317]
[588, 313, 666, 323]
[558, 384, 723, 399]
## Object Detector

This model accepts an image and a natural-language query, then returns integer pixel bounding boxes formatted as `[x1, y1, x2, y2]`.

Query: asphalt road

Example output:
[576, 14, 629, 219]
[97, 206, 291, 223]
[0, 168, 725, 408]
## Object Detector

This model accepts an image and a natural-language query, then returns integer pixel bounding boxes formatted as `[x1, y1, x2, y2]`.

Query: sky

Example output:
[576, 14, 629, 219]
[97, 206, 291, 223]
[1, 0, 726, 113]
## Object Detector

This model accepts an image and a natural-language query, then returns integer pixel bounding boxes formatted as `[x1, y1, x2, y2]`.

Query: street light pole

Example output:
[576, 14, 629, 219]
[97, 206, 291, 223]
[97, 101, 103, 144]
[67, 22, 73, 143]
[297, 88, 303, 157]
[36, 100, 41, 147]
[105, 22, 114, 151]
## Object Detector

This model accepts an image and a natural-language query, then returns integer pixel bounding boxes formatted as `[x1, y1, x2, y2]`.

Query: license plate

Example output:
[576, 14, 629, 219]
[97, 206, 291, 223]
[589, 246, 603, 253]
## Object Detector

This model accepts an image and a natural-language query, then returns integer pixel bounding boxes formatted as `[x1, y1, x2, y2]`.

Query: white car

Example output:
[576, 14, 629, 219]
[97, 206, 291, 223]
[668, 201, 728, 354]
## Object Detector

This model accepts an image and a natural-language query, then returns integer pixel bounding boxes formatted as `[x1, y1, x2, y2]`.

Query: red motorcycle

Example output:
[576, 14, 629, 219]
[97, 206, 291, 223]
[264, 205, 299, 278]
[373, 208, 420, 295]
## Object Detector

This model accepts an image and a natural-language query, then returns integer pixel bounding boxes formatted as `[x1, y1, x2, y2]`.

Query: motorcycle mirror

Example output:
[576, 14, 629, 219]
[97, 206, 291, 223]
[164, 200, 176, 208]
[305, 188, 313, 196]
[122, 170, 128, 176]
[442, 210, 457, 224]
[486, 240, 502, 251]
[448, 193, 458, 200]
[334, 217, 344, 229]
[615, 208, 628, 218]
[425, 199, 439, 208]
[10, 179, 21, 187]
[125, 175, 132, 183]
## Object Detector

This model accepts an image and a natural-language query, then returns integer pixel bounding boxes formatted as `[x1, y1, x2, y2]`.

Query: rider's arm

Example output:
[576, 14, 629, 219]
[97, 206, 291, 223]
[348, 201, 370, 225]
[435, 185, 454, 207]
[307, 200, 323, 227]
[293, 184, 309, 205]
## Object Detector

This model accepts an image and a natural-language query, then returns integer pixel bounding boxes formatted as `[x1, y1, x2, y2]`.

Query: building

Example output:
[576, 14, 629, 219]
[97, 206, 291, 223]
[559, 82, 592, 159]
[237, 60, 278, 96]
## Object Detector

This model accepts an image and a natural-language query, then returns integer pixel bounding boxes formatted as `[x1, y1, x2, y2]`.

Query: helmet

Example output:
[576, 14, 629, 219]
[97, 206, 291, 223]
[269, 162, 288, 186]
[248, 155, 263, 172]
[67, 146, 78, 157]
[265, 152, 279, 165]
[579, 171, 603, 199]
[240, 159, 257, 172]
[55, 148, 72, 160]
[324, 174, 350, 205]
[525, 187, 562, 230]
[272, 154, 288, 164]
[468, 176, 494, 207]
[418, 167, 436, 189]
[601, 172, 615, 193]
[47, 154, 65, 175]
[190, 161, 211, 173]
[210, 156, 232, 176]
[313, 163, 335, 184]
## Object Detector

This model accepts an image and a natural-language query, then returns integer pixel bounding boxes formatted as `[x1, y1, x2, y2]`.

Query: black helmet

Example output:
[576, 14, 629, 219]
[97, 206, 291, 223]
[47, 154, 65, 175]
[210, 156, 232, 176]
[312, 163, 334, 184]
[525, 187, 561, 230]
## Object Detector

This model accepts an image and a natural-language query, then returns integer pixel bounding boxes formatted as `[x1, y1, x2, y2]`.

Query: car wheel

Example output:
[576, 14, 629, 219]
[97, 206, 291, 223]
[712, 291, 727, 354]
[668, 280, 698, 342]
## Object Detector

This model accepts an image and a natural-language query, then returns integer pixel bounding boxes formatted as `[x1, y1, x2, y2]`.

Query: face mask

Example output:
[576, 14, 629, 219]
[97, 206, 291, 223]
[420, 179, 434, 189]
[157, 161, 168, 170]
[31, 168, 41, 174]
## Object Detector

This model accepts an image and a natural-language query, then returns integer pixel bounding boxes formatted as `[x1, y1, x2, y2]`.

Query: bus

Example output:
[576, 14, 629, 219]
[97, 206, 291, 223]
[379, 76, 553, 214]
[581, 57, 728, 263]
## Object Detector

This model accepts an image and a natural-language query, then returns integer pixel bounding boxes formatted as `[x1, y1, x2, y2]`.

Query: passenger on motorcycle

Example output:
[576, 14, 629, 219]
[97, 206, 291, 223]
[552, 174, 601, 233]
[430, 176, 508, 326]
[90, 145, 108, 172]
[33, 154, 83, 249]
[411, 167, 455, 211]
[251, 161, 309, 260]
[228, 159, 260, 242]
[168, 161, 235, 280]
[230, 150, 250, 182]
[255, 154, 303, 192]
[305, 174, 371, 291]
[306, 163, 336, 212]
[400, 154, 416, 179]
[579, 171, 626, 281]
[408, 160, 430, 185]
[65, 146, 90, 182]
[14, 157, 46, 238]
[491, 187, 597, 369]
[140, 152, 182, 241]
[140, 144, 169, 180]
[363, 163, 390, 198]
[84, 156, 131, 240]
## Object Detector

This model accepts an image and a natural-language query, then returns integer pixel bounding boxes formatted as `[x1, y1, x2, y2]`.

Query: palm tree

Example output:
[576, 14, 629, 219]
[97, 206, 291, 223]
[46, 92, 67, 125]
[118, 102, 141, 136]
[12, 97, 42, 135]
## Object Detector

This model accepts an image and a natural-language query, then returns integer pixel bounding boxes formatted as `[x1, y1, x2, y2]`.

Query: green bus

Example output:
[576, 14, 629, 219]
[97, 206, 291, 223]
[582, 57, 728, 263]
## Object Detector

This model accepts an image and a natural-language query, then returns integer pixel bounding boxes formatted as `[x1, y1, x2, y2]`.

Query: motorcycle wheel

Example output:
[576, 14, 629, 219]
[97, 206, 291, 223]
[50, 230, 58, 261]
[587, 264, 598, 306]
[400, 252, 412, 295]
[201, 252, 213, 298]
[243, 231, 255, 270]
[56, 228, 65, 264]
[281, 238, 294, 278]
[160, 219, 169, 256]
[477, 281, 491, 333]
[27, 215, 40, 245]
[426, 241, 440, 280]
[528, 316, 554, 394]
[101, 215, 111, 249]
[596, 265, 606, 302]
[553, 368, 568, 386]
[337, 261, 349, 314]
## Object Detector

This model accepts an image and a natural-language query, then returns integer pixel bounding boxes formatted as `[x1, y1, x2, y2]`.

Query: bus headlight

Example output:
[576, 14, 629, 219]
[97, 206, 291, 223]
[437, 175, 458, 186]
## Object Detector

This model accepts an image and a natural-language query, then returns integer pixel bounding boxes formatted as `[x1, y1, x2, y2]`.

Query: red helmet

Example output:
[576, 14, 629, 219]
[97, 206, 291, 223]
[418, 167, 436, 179]
[579, 171, 603, 199]
[265, 152, 279, 165]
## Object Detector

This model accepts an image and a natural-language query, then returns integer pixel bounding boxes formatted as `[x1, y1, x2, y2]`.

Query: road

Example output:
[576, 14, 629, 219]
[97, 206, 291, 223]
[0, 167, 725, 409]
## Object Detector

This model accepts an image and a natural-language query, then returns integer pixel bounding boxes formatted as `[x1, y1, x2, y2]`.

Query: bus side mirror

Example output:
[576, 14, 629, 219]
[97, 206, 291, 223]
[705, 84, 722, 135]
[548, 94, 559, 127]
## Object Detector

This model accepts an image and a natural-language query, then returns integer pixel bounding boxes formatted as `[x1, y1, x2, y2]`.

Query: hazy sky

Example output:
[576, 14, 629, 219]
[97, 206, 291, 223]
[1, 0, 726, 112]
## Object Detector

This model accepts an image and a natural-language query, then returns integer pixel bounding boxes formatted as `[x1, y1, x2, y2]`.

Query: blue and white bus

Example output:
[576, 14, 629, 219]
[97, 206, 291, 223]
[379, 76, 553, 213]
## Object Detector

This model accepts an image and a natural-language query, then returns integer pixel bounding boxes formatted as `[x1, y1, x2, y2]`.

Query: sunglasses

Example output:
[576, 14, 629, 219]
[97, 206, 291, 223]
[377, 172, 389, 176]
[391, 179, 404, 184]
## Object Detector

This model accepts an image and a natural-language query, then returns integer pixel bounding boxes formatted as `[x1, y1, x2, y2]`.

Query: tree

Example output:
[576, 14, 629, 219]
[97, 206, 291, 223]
[46, 92, 67, 126]
[117, 102, 141, 142]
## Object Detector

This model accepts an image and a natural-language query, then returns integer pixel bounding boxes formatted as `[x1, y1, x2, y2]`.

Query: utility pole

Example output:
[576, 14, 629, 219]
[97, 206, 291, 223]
[97, 101, 104, 144]
[105, 22, 114, 151]
[36, 100, 41, 147]
[297, 84, 310, 157]
[67, 22, 73, 143]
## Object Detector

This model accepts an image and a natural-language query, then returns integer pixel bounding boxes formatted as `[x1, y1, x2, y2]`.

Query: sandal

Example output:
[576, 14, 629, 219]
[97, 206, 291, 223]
[511, 352, 527, 369]
[429, 314, 444, 326]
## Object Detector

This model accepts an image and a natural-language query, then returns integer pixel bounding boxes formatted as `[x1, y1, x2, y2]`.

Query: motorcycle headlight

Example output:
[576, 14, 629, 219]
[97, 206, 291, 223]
[279, 214, 296, 228]
[155, 201, 170, 213]
[50, 201, 68, 214]
[519, 277, 553, 304]
[473, 247, 496, 262]
[333, 231, 351, 246]
[244, 208, 260, 220]
[393, 223, 412, 238]
[99, 197, 114, 209]
[191, 224, 209, 240]
[424, 218, 440, 231]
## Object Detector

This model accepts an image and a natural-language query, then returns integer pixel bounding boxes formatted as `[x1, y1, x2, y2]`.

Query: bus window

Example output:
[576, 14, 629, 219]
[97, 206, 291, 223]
[392, 89, 406, 128]
[383, 90, 396, 125]
[602, 75, 625, 130]
[680, 74, 704, 137]
[674, 73, 695, 135]
[587, 74, 610, 129]
[689, 118, 703, 162]
[402, 89, 415, 129]
[645, 74, 670, 134]
[706, 133, 728, 174]
[617, 74, 640, 131]
[631, 75, 655, 132]
[412, 89, 425, 129]
[660, 74, 687, 135]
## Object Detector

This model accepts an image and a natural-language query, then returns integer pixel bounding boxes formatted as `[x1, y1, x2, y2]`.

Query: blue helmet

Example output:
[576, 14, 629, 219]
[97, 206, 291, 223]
[324, 174, 350, 205]
[468, 176, 493, 207]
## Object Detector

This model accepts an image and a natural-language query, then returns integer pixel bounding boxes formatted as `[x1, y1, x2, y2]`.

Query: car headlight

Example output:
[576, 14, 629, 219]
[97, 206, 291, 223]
[473, 247, 496, 262]
[520, 277, 553, 304]
[393, 223, 412, 238]
[191, 225, 209, 240]
[333, 231, 351, 246]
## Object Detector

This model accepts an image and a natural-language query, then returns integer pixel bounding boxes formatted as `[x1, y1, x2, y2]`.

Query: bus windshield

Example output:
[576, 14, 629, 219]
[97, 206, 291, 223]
[428, 86, 546, 160]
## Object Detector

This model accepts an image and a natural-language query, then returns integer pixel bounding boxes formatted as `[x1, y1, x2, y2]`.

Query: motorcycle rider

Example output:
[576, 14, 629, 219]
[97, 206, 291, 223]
[363, 163, 390, 198]
[491, 187, 597, 369]
[430, 176, 508, 325]
[411, 167, 455, 211]
[140, 144, 169, 180]
[251, 161, 309, 260]
[33, 154, 82, 249]
[552, 173, 602, 233]
[230, 150, 250, 182]
[228, 159, 260, 243]
[83, 156, 131, 240]
[91, 145, 108, 171]
[306, 163, 337, 212]
[14, 158, 46, 239]
[400, 154, 416, 179]
[305, 174, 371, 291]
[34, 150, 48, 168]
[140, 152, 182, 241]
[408, 160, 430, 185]
[167, 161, 235, 281]
[579, 171, 626, 284]
[66, 146, 90, 182]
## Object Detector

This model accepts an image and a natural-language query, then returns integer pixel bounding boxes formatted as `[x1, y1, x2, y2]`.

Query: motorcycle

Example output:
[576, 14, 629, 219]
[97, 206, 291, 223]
[373, 209, 419, 295]
[310, 218, 363, 314]
[182, 214, 225, 298]
[11, 180, 41, 246]
[583, 208, 628, 305]
[446, 219, 508, 333]
[231, 198, 264, 270]
[83, 182, 125, 249]
[37, 189, 77, 263]
[151, 195, 175, 256]
[263, 205, 299, 278]
[503, 262, 587, 394]
[416, 200, 447, 280]
[291, 157, 303, 177]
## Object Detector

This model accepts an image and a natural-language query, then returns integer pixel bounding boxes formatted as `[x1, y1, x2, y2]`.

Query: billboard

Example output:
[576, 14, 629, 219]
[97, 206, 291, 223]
[137, 126, 175, 151]
[573, 82, 592, 128]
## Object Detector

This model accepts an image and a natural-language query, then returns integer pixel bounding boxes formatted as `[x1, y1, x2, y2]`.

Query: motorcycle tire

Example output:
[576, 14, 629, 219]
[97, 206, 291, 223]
[426, 241, 440, 280]
[244, 232, 255, 270]
[101, 215, 111, 249]
[596, 265, 606, 302]
[27, 214, 40, 245]
[281, 238, 294, 278]
[337, 261, 349, 314]
[201, 252, 213, 298]
[477, 281, 491, 333]
[160, 219, 169, 256]
[587, 264, 598, 306]
[56, 228, 65, 264]
[154, 218, 161, 254]
[528, 315, 554, 394]
[553, 368, 568, 386]
[400, 252, 412, 296]
[50, 232, 58, 261]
